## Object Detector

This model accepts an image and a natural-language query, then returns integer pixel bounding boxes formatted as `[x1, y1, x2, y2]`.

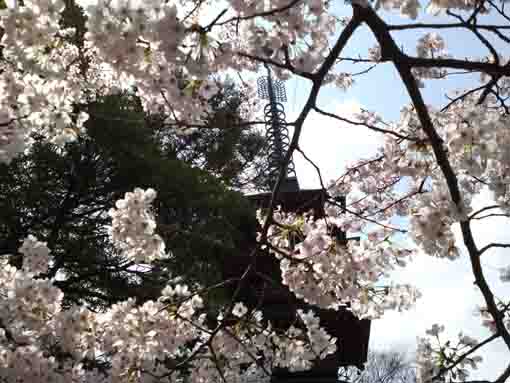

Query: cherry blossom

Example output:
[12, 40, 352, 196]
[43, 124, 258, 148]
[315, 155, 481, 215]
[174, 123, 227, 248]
[0, 0, 509, 381]
[108, 188, 166, 263]
[232, 302, 248, 318]
[416, 325, 484, 383]
[18, 235, 51, 276]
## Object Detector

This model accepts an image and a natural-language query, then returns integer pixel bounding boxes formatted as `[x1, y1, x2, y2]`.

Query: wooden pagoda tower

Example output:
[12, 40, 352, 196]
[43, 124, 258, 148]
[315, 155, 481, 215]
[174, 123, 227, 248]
[224, 66, 371, 383]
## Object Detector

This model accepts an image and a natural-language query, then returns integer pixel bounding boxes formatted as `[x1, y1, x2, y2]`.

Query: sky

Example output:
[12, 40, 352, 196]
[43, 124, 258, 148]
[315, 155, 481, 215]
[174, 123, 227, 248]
[281, 2, 510, 379]
[69, 0, 509, 377]
[290, 97, 510, 379]
[9, 0, 510, 378]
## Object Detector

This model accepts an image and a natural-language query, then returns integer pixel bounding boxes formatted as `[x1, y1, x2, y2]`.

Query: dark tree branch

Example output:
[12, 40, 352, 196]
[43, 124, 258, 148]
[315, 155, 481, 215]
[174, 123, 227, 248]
[215, 0, 303, 26]
[388, 23, 510, 31]
[441, 84, 487, 112]
[296, 145, 327, 191]
[313, 105, 416, 140]
[495, 362, 510, 383]
[433, 333, 499, 381]
[404, 55, 510, 76]
[258, 12, 362, 237]
[478, 242, 510, 256]
[237, 51, 314, 80]
[469, 205, 503, 220]
[354, 2, 510, 352]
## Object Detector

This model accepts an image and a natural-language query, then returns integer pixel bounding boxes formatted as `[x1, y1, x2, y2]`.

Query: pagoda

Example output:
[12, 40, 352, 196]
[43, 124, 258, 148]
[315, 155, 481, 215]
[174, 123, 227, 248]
[224, 65, 371, 383]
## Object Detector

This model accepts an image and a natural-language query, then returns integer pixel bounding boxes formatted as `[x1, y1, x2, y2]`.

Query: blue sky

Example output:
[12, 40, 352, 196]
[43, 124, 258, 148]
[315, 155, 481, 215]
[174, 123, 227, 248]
[9, 0, 510, 378]
[68, 0, 509, 377]
[282, 2, 510, 379]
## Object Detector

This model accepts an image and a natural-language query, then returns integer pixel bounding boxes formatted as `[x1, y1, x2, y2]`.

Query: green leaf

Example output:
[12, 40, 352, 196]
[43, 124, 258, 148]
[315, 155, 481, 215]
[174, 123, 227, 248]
[184, 79, 201, 97]
[0, 0, 7, 9]
[144, 47, 152, 63]
[200, 33, 209, 48]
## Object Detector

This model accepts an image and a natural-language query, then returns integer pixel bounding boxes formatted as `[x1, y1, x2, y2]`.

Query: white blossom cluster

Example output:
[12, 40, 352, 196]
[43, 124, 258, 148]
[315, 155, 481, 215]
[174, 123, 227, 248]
[232, 0, 337, 77]
[108, 188, 166, 263]
[0, 0, 498, 163]
[18, 235, 52, 275]
[267, 310, 337, 372]
[259, 209, 420, 319]
[374, 0, 421, 19]
[408, 187, 466, 259]
[0, 191, 339, 382]
[0, 240, 340, 382]
[412, 33, 449, 84]
[416, 325, 483, 383]
[368, 45, 382, 62]
[342, 101, 506, 261]
[438, 99, 510, 214]
[375, 0, 483, 19]
[475, 305, 498, 334]
[0, 0, 508, 381]
[0, 111, 23, 164]
[298, 310, 337, 358]
[333, 73, 355, 92]
[475, 302, 510, 336]
[0, 1, 90, 160]
[0, 259, 63, 350]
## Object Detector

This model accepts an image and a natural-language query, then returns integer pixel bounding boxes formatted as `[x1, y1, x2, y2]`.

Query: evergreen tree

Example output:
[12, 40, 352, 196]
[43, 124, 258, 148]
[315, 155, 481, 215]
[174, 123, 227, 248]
[154, 81, 268, 190]
[0, 93, 258, 311]
[57, 0, 269, 191]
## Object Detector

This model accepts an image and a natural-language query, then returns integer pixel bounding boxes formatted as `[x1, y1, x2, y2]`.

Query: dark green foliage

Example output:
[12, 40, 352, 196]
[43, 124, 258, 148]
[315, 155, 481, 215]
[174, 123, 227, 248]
[155, 81, 269, 190]
[59, 0, 91, 79]
[56, 0, 269, 192]
[0, 93, 258, 311]
[0, 0, 268, 311]
[60, 0, 87, 48]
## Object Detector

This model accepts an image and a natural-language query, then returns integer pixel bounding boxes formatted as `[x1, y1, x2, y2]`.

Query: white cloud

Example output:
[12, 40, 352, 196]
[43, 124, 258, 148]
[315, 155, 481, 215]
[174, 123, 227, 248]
[371, 187, 510, 380]
[293, 99, 383, 189]
[292, 100, 510, 379]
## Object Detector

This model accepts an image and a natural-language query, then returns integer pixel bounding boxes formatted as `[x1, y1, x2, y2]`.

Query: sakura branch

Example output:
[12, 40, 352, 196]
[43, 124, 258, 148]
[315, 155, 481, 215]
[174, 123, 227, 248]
[1, 0, 510, 381]
[312, 106, 416, 141]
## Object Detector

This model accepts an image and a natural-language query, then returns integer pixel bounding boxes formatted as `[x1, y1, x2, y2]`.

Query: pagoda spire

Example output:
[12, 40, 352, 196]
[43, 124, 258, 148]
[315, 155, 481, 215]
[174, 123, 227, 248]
[257, 64, 299, 192]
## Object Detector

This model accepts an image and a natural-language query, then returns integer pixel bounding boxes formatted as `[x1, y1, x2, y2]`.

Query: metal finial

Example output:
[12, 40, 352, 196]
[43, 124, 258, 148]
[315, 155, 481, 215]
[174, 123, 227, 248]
[257, 66, 298, 192]
[257, 65, 287, 103]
